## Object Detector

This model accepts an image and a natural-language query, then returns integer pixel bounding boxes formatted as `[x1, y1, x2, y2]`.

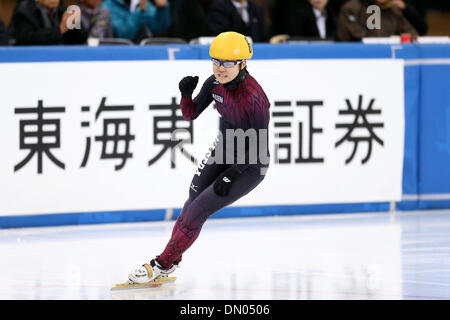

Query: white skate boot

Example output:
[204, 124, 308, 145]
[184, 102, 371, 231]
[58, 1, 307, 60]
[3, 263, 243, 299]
[111, 259, 179, 290]
[128, 258, 178, 284]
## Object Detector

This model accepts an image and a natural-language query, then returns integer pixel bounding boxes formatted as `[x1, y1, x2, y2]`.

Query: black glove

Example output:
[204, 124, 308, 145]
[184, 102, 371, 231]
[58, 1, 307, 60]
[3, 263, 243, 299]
[213, 167, 241, 197]
[179, 76, 199, 97]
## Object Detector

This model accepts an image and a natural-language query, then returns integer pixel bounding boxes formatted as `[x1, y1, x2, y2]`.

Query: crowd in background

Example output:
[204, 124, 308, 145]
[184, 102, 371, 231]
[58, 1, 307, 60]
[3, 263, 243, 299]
[0, 0, 443, 46]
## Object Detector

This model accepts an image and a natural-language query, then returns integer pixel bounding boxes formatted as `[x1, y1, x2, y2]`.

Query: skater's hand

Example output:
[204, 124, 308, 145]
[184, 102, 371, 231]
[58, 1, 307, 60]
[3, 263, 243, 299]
[213, 166, 240, 197]
[179, 76, 199, 97]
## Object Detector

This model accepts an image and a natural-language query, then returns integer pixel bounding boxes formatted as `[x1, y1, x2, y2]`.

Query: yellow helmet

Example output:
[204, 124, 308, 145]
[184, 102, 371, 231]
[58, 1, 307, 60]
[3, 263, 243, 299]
[209, 32, 253, 61]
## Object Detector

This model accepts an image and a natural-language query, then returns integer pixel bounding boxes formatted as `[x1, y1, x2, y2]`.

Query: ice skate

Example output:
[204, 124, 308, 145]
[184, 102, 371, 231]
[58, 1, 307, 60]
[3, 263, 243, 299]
[111, 259, 178, 290]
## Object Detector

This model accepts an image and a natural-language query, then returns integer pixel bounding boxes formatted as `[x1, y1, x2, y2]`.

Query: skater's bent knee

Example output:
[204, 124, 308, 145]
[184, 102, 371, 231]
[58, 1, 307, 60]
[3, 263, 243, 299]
[179, 199, 209, 229]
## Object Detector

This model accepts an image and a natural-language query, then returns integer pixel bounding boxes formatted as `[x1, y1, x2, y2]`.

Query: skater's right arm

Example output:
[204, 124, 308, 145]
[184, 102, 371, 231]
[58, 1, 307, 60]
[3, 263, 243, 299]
[179, 75, 216, 121]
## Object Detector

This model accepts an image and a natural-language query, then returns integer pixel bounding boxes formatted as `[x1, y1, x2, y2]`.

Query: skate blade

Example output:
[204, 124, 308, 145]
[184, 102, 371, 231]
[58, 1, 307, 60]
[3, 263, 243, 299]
[111, 277, 176, 291]
[160, 276, 177, 283]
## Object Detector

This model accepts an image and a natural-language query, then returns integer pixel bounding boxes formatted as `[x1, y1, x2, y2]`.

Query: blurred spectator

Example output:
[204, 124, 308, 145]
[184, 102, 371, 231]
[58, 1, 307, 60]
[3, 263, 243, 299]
[9, 0, 89, 45]
[207, 0, 269, 42]
[289, 0, 337, 40]
[78, 0, 114, 38]
[0, 19, 10, 45]
[269, 0, 301, 36]
[169, 0, 211, 41]
[337, 0, 418, 41]
[101, 0, 171, 42]
[329, 0, 351, 16]
[252, 0, 271, 30]
[391, 0, 427, 35]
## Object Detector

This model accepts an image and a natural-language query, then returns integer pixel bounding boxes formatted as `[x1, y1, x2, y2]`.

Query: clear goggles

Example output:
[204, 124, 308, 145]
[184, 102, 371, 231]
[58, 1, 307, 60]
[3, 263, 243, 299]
[212, 58, 243, 68]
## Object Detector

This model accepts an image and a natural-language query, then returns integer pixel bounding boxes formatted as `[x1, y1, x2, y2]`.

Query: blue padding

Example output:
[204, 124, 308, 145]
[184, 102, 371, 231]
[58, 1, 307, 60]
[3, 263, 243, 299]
[419, 200, 450, 210]
[0, 43, 400, 63]
[201, 43, 394, 59]
[394, 44, 421, 60]
[402, 65, 420, 196]
[0, 209, 166, 229]
[418, 65, 450, 194]
[396, 200, 420, 211]
[172, 202, 390, 221]
[417, 44, 450, 59]
[0, 45, 199, 63]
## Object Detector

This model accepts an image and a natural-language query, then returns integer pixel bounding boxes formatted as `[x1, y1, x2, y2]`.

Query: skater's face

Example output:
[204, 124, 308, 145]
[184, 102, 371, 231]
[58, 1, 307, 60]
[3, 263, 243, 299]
[212, 59, 247, 84]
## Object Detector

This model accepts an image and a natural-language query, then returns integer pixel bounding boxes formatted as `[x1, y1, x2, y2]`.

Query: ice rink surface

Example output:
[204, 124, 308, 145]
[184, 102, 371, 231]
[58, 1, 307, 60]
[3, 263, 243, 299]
[1, 210, 449, 300]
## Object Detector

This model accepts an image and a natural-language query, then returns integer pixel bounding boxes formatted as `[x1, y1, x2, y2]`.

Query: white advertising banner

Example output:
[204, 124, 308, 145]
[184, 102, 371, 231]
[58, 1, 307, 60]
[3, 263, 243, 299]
[0, 59, 404, 216]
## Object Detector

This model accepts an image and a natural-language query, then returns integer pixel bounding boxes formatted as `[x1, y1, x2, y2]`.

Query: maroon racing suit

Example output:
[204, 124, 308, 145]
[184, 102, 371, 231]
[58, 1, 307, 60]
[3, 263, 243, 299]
[156, 69, 271, 269]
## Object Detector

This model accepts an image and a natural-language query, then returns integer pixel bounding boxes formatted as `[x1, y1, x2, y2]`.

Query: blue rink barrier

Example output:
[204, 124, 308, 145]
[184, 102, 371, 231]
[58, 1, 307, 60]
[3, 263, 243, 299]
[0, 43, 449, 228]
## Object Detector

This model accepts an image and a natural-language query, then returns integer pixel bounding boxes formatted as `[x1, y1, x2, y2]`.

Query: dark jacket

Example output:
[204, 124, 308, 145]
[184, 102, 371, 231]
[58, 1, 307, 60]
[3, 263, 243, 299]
[289, 3, 336, 40]
[9, 0, 88, 45]
[169, 0, 208, 41]
[337, 0, 418, 41]
[401, 0, 427, 35]
[0, 20, 10, 45]
[207, 0, 269, 42]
